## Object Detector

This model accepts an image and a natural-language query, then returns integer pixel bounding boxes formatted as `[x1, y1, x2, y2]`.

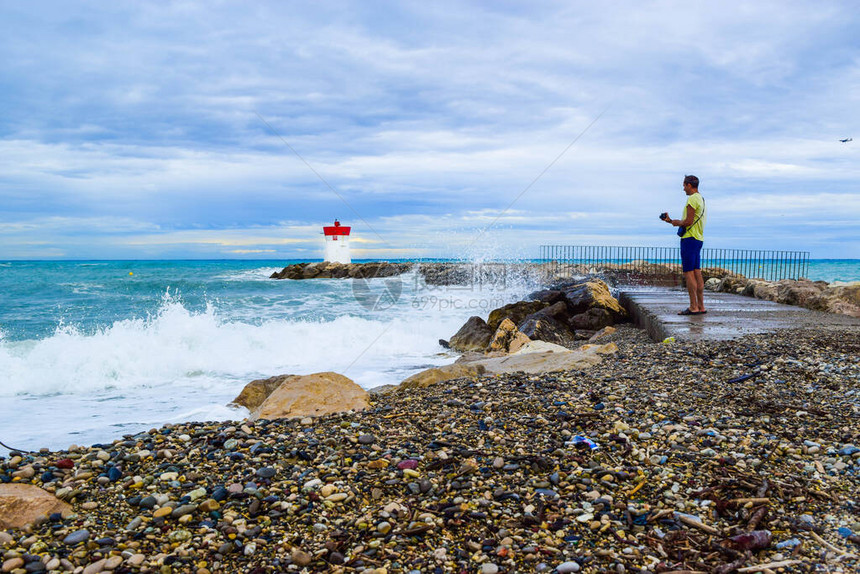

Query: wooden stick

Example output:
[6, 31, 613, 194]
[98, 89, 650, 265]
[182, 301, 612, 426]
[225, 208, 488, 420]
[736, 560, 801, 572]
[746, 505, 768, 531]
[629, 479, 647, 496]
[809, 531, 859, 559]
[729, 497, 770, 504]
[675, 513, 722, 535]
[648, 509, 674, 522]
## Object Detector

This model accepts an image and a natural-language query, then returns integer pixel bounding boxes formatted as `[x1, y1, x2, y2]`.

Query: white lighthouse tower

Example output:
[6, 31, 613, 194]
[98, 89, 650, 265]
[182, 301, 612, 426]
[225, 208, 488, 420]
[323, 220, 351, 264]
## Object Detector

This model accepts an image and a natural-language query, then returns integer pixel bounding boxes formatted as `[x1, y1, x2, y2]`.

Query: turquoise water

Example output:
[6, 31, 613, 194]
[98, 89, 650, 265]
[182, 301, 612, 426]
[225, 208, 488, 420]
[805, 260, 860, 283]
[0, 260, 526, 451]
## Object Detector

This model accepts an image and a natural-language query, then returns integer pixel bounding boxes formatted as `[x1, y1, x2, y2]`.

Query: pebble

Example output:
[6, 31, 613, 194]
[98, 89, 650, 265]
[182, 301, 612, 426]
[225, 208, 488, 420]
[171, 504, 197, 518]
[256, 466, 276, 478]
[126, 516, 143, 530]
[2, 558, 24, 573]
[291, 549, 312, 566]
[62, 530, 90, 545]
[481, 563, 499, 574]
[556, 561, 581, 573]
[199, 498, 221, 512]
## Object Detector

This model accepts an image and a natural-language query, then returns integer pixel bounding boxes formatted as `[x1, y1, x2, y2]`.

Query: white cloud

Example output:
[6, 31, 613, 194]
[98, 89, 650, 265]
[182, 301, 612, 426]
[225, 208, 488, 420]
[0, 1, 858, 258]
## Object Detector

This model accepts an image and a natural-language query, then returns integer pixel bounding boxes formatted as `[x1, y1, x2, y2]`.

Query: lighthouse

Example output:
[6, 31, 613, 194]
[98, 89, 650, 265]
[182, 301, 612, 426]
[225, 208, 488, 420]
[323, 220, 351, 264]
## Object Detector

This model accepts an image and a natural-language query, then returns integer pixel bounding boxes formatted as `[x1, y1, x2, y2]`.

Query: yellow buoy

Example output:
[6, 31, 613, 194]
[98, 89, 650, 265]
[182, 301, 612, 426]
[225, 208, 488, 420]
[129, 272, 134, 276]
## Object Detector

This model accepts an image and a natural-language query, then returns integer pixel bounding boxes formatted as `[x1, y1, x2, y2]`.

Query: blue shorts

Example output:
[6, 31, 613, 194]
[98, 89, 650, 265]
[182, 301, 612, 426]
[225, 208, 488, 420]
[680, 238, 703, 272]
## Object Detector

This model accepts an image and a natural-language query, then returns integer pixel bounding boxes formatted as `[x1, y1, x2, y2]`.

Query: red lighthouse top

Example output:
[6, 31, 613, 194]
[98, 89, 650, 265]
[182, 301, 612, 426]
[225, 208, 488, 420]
[323, 220, 351, 236]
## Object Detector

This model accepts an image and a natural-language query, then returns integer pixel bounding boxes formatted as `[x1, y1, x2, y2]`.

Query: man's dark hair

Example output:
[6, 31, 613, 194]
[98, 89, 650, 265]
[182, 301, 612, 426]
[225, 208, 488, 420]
[684, 175, 699, 188]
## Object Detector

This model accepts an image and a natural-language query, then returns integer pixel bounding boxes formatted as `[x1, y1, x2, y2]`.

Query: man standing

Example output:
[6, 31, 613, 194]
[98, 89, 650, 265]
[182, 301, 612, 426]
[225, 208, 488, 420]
[663, 175, 706, 315]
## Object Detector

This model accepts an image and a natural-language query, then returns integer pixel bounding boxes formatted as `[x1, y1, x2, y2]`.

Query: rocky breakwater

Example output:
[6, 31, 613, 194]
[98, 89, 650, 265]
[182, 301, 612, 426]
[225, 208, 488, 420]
[393, 278, 630, 392]
[444, 278, 629, 355]
[542, 261, 736, 288]
[270, 261, 412, 280]
[417, 262, 543, 287]
[1, 327, 858, 573]
[707, 277, 860, 317]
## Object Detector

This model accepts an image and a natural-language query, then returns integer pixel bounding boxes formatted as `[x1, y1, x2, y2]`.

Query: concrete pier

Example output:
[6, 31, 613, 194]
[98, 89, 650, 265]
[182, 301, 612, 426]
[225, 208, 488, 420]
[619, 287, 860, 342]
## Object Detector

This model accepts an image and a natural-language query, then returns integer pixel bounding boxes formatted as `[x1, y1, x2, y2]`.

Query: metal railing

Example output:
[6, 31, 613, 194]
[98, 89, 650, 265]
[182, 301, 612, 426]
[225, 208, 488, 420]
[540, 245, 810, 283]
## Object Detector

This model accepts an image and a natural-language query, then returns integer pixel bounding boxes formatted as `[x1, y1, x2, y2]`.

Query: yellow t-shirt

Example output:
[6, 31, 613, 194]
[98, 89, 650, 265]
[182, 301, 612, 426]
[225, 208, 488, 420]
[681, 192, 705, 240]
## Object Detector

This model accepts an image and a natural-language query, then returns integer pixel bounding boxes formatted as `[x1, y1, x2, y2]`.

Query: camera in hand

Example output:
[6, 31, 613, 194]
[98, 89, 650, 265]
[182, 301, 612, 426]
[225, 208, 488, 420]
[659, 212, 669, 221]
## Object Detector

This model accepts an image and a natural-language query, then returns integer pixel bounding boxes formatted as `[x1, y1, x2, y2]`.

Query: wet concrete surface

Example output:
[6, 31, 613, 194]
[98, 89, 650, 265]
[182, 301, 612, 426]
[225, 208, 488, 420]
[619, 287, 860, 342]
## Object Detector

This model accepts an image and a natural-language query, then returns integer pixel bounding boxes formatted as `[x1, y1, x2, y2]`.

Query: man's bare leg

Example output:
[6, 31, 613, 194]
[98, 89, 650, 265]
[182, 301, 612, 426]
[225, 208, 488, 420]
[693, 269, 705, 312]
[683, 270, 700, 312]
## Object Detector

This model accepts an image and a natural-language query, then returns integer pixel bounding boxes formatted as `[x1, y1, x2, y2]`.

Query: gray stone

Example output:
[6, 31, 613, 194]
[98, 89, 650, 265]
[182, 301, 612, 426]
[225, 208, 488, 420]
[63, 529, 91, 545]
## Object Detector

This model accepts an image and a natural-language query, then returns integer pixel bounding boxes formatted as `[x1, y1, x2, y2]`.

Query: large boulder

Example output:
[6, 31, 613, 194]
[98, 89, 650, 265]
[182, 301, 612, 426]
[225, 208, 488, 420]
[448, 316, 494, 352]
[701, 267, 735, 282]
[0, 484, 72, 529]
[570, 307, 614, 331]
[819, 285, 860, 317]
[487, 301, 549, 331]
[488, 318, 531, 353]
[717, 275, 750, 294]
[527, 289, 568, 305]
[775, 279, 826, 308]
[511, 340, 570, 354]
[829, 283, 860, 307]
[518, 317, 573, 347]
[399, 363, 487, 389]
[561, 279, 627, 320]
[529, 301, 571, 322]
[249, 372, 369, 421]
[229, 375, 289, 411]
[521, 301, 575, 342]
[743, 280, 778, 302]
[461, 341, 617, 375]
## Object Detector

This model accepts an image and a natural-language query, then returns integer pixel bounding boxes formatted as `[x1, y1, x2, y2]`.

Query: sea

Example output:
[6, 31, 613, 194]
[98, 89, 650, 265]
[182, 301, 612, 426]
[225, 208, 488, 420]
[1, 259, 858, 453]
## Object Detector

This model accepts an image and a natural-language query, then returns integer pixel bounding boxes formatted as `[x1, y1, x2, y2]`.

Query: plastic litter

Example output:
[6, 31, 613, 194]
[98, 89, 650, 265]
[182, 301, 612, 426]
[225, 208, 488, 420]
[775, 538, 801, 549]
[565, 435, 599, 450]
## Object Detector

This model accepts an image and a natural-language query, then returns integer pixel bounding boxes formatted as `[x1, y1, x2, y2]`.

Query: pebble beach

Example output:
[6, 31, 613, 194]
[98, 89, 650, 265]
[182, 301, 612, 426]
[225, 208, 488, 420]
[3, 325, 859, 573]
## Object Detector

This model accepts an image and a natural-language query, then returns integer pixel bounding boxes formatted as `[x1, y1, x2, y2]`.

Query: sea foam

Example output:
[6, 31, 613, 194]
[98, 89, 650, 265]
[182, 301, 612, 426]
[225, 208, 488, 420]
[0, 263, 541, 450]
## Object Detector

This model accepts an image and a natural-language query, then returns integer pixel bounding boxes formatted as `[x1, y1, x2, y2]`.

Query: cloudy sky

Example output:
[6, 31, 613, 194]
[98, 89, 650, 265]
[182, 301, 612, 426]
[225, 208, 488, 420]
[1, 1, 858, 259]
